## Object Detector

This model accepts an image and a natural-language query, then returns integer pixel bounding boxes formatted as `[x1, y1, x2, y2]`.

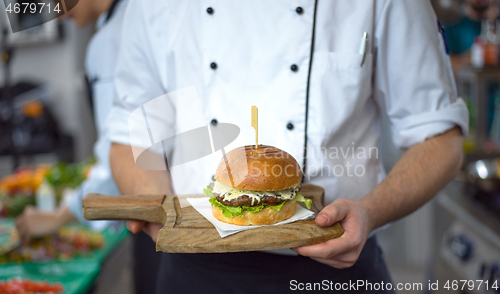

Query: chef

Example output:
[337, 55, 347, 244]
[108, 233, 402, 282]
[106, 1, 468, 293]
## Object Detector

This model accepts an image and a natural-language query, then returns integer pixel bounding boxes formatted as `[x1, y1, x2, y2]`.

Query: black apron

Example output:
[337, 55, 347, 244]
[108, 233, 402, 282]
[154, 236, 394, 293]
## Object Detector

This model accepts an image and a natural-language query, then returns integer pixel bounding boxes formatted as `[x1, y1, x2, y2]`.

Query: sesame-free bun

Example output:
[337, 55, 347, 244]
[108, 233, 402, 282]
[214, 145, 302, 191]
[211, 200, 297, 226]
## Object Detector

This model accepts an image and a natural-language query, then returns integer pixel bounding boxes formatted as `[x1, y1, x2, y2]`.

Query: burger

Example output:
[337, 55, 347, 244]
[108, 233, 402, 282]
[203, 145, 312, 226]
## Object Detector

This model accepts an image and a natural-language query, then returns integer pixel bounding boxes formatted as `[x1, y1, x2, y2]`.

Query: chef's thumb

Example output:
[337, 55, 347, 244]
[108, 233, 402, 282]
[316, 200, 348, 227]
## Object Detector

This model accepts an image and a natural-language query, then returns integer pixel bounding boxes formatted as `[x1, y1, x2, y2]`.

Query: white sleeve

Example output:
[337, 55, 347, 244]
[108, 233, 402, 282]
[374, 0, 469, 149]
[105, 0, 174, 150]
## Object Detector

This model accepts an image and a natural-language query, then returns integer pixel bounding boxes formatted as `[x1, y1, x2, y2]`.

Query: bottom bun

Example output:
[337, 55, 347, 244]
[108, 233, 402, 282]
[212, 200, 297, 226]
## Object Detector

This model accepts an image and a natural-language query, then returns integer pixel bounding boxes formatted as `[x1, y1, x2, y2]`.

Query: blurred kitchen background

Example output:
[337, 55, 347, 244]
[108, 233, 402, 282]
[0, 0, 499, 293]
[0, 1, 133, 293]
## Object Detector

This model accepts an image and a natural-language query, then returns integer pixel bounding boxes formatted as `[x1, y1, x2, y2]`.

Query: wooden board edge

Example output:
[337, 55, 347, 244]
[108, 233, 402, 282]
[156, 222, 344, 253]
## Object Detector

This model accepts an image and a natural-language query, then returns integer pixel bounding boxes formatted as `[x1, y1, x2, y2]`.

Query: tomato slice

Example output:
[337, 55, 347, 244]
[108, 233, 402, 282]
[266, 202, 280, 206]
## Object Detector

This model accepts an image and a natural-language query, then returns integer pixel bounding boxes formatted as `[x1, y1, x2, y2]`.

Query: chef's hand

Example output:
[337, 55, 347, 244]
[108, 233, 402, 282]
[15, 205, 77, 244]
[291, 198, 371, 268]
[126, 221, 163, 242]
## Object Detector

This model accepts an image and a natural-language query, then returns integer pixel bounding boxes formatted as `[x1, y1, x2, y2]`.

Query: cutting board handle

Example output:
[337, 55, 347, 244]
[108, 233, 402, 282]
[82, 194, 166, 224]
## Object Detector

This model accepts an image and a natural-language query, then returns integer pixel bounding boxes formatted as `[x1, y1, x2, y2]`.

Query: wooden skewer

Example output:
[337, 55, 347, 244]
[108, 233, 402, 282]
[251, 106, 258, 149]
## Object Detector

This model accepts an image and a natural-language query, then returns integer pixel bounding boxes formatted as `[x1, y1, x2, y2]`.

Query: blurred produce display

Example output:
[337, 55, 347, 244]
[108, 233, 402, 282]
[0, 224, 104, 264]
[0, 219, 128, 294]
[44, 158, 94, 190]
[0, 157, 127, 294]
[0, 165, 49, 218]
[0, 159, 94, 218]
[0, 278, 64, 293]
[0, 221, 19, 256]
[0, 165, 50, 196]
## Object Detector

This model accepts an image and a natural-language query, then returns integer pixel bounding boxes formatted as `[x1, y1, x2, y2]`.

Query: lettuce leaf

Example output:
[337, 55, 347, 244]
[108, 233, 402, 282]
[294, 192, 312, 209]
[209, 197, 244, 218]
[204, 184, 312, 218]
[203, 185, 215, 198]
[241, 203, 266, 213]
[267, 200, 286, 211]
[208, 197, 266, 218]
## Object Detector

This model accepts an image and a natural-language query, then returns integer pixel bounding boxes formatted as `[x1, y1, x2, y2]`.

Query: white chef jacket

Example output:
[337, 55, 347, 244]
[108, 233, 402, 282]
[106, 0, 469, 206]
[66, 0, 127, 229]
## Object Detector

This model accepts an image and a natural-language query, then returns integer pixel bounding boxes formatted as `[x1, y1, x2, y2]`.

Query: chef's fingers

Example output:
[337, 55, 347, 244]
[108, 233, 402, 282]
[142, 223, 163, 243]
[309, 253, 359, 269]
[292, 199, 368, 260]
[126, 220, 145, 234]
[291, 233, 356, 259]
[126, 221, 161, 242]
[315, 199, 349, 227]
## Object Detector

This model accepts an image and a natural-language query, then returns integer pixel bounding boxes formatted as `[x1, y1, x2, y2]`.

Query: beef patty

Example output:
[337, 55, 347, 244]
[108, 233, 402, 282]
[214, 192, 296, 207]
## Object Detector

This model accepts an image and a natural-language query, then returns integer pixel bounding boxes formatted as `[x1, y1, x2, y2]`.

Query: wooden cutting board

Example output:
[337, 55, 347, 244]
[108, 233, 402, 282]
[82, 184, 343, 253]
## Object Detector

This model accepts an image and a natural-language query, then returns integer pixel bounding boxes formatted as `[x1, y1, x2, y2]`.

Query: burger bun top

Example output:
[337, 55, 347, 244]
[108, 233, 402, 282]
[214, 145, 302, 191]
